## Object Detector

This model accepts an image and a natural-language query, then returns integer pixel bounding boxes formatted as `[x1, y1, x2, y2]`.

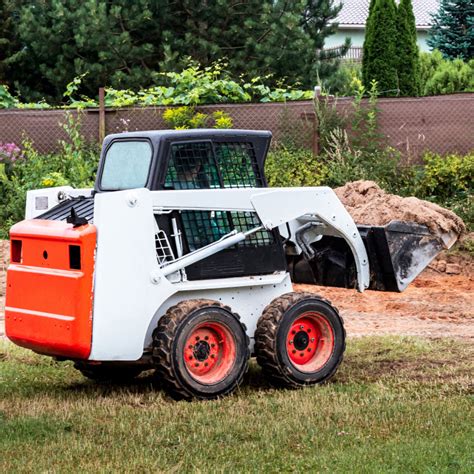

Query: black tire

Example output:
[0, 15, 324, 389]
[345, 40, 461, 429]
[255, 292, 345, 388]
[153, 299, 250, 400]
[74, 362, 143, 383]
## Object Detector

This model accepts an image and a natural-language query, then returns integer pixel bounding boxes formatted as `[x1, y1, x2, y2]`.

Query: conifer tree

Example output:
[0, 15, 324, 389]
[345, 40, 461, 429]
[396, 0, 420, 96]
[0, 0, 20, 85]
[362, 0, 377, 87]
[428, 0, 474, 60]
[2, 0, 346, 102]
[362, 0, 398, 95]
[11, 0, 168, 100]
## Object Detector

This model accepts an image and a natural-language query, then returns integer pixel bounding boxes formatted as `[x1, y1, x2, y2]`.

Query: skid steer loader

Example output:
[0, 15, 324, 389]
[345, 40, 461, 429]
[5, 130, 458, 399]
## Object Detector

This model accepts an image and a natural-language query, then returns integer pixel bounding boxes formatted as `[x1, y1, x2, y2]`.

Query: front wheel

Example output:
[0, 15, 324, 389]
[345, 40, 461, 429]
[255, 292, 345, 388]
[153, 299, 249, 400]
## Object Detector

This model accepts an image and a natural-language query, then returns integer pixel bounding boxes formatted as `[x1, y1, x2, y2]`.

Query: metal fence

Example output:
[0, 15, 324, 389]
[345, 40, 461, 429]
[0, 93, 473, 164]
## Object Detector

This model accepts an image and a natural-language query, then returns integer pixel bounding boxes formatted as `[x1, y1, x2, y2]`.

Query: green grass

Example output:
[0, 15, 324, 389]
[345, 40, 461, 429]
[0, 337, 473, 473]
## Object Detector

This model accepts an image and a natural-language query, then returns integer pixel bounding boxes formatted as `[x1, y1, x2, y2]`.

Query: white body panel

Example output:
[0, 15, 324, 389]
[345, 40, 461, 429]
[90, 189, 175, 360]
[144, 273, 293, 354]
[89, 189, 293, 361]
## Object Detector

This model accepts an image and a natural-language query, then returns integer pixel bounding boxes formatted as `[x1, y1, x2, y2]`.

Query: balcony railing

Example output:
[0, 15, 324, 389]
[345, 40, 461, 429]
[323, 46, 363, 62]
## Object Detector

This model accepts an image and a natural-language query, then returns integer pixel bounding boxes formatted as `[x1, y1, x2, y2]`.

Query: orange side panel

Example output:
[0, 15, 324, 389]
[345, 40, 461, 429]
[5, 220, 96, 359]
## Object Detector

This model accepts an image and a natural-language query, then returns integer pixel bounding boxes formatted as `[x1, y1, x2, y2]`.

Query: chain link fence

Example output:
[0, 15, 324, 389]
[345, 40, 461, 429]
[0, 93, 473, 163]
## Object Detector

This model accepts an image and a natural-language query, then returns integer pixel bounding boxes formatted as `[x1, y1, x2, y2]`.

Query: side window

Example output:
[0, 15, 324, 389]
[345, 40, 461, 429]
[101, 140, 152, 190]
[214, 142, 263, 188]
[164, 142, 220, 189]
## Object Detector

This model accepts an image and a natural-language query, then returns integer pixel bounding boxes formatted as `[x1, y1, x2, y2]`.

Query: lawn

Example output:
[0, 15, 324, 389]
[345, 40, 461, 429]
[0, 336, 472, 473]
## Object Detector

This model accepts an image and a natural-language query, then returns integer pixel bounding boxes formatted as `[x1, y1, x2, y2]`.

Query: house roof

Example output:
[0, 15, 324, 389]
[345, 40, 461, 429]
[335, 0, 439, 28]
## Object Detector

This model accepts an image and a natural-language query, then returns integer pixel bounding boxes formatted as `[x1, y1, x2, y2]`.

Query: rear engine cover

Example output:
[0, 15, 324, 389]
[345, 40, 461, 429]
[5, 220, 96, 359]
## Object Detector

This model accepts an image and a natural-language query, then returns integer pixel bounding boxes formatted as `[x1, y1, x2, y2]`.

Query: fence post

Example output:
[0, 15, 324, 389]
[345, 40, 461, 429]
[98, 87, 105, 143]
[312, 86, 322, 156]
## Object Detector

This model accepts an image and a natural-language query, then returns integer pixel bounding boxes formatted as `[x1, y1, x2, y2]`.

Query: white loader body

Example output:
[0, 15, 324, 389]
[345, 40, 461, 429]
[90, 186, 368, 360]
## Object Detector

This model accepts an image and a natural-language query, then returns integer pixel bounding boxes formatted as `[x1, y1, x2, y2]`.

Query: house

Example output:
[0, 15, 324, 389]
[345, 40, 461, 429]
[324, 0, 440, 61]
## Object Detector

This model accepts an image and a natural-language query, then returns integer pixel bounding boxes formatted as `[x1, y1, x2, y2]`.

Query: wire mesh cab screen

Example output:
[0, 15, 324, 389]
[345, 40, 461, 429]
[164, 141, 272, 251]
[165, 141, 264, 190]
[159, 137, 286, 279]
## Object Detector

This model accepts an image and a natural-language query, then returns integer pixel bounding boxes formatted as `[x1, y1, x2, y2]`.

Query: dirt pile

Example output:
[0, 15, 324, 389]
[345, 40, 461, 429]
[335, 181, 466, 238]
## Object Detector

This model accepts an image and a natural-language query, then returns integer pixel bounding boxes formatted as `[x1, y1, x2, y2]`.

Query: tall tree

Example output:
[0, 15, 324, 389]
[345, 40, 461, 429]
[362, 0, 398, 95]
[3, 0, 347, 102]
[10, 0, 169, 100]
[396, 0, 420, 96]
[0, 0, 21, 85]
[362, 0, 377, 88]
[165, 0, 346, 88]
[428, 0, 474, 60]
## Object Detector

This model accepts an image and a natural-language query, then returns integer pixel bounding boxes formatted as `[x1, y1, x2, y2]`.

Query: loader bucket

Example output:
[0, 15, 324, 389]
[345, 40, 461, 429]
[289, 221, 457, 292]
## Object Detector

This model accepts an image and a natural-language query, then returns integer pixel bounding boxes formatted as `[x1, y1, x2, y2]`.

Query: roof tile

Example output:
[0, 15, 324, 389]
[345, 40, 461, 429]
[335, 0, 440, 27]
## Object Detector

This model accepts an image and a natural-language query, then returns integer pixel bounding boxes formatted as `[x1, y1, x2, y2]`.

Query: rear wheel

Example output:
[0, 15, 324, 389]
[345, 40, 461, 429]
[153, 299, 249, 400]
[255, 292, 345, 388]
[74, 362, 143, 383]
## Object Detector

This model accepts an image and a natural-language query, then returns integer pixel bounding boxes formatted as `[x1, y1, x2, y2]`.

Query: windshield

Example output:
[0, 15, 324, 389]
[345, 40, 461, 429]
[100, 140, 152, 190]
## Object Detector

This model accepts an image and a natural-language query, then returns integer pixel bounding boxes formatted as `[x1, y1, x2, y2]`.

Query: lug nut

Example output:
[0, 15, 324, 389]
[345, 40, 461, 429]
[211, 354, 216, 359]
[292, 350, 296, 354]
[195, 336, 200, 341]
[307, 348, 311, 352]
[188, 345, 193, 349]
[292, 330, 296, 335]
[204, 336, 209, 341]
[300, 325, 304, 329]
[300, 353, 304, 357]
[211, 343, 215, 348]
[195, 363, 199, 367]
[311, 338, 315, 342]
[308, 329, 311, 333]
[204, 362, 208, 367]
[289, 340, 293, 344]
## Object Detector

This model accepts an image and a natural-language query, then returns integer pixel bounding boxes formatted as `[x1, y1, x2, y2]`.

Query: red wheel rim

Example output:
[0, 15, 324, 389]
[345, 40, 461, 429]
[286, 312, 335, 373]
[183, 322, 236, 384]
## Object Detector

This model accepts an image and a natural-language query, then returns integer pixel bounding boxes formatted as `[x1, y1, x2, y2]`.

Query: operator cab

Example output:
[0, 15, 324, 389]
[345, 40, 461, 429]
[95, 129, 287, 280]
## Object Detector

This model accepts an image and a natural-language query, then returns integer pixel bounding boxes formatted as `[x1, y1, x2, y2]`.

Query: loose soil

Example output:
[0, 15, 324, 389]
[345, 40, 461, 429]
[0, 240, 472, 340]
[335, 181, 466, 237]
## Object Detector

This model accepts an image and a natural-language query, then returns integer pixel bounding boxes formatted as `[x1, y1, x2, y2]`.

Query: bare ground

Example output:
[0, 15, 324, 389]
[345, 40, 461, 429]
[0, 240, 473, 340]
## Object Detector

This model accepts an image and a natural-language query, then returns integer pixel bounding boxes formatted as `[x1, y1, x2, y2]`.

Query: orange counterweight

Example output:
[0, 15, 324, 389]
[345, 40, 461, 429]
[5, 220, 96, 359]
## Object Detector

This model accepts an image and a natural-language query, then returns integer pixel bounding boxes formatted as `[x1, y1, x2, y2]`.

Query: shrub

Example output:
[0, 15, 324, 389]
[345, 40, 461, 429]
[416, 152, 474, 199]
[0, 84, 17, 108]
[0, 114, 99, 238]
[7, 63, 315, 110]
[320, 128, 405, 190]
[322, 63, 362, 97]
[413, 152, 474, 228]
[162, 106, 233, 129]
[314, 79, 407, 190]
[419, 51, 474, 95]
[265, 147, 328, 187]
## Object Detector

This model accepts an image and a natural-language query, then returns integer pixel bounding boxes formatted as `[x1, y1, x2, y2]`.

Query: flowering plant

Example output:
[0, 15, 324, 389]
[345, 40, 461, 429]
[0, 142, 22, 164]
